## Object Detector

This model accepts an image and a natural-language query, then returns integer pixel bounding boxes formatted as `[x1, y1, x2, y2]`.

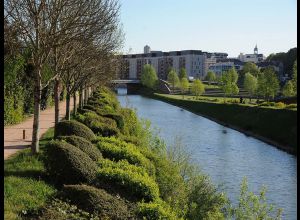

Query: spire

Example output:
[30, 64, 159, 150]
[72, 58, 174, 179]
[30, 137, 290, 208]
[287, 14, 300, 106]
[254, 44, 258, 54]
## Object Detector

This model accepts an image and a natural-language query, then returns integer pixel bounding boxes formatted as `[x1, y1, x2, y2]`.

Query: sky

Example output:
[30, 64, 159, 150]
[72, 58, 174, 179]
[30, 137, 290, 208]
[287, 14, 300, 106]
[118, 0, 297, 57]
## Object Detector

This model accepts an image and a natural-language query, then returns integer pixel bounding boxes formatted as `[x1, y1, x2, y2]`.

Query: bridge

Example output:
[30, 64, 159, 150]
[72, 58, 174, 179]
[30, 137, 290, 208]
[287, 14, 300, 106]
[111, 79, 142, 94]
[111, 79, 140, 84]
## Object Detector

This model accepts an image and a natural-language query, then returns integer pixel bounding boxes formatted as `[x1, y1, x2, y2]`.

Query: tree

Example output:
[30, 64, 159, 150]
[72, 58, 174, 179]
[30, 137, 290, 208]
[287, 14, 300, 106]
[179, 68, 187, 80]
[239, 62, 259, 85]
[180, 78, 189, 99]
[141, 64, 158, 89]
[292, 59, 297, 95]
[191, 79, 205, 99]
[220, 67, 239, 101]
[205, 71, 216, 85]
[167, 68, 180, 91]
[282, 81, 296, 97]
[257, 67, 280, 101]
[243, 73, 258, 102]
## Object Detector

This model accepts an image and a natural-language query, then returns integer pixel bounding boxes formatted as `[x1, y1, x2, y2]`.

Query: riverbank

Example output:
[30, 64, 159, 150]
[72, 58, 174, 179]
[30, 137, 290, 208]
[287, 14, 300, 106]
[138, 89, 297, 156]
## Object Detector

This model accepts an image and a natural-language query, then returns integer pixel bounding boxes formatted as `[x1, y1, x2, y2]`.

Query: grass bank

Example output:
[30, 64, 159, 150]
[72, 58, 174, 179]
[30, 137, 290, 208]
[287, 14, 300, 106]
[140, 90, 297, 155]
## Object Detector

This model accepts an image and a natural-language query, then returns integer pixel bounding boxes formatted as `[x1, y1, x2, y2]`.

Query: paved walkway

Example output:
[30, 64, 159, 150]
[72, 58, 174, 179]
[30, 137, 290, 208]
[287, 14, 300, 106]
[4, 98, 78, 160]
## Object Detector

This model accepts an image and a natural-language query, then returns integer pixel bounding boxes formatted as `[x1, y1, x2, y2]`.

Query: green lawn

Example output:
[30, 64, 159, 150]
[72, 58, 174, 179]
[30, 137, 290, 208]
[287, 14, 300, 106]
[4, 128, 57, 220]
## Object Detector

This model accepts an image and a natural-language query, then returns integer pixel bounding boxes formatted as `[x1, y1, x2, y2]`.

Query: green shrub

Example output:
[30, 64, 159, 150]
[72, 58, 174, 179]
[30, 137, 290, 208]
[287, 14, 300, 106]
[96, 139, 155, 176]
[54, 120, 96, 141]
[44, 140, 97, 185]
[62, 184, 134, 219]
[93, 164, 159, 202]
[77, 107, 96, 115]
[96, 111, 124, 130]
[285, 103, 297, 109]
[137, 201, 181, 220]
[275, 102, 286, 108]
[57, 136, 102, 161]
[81, 104, 99, 112]
[32, 198, 99, 220]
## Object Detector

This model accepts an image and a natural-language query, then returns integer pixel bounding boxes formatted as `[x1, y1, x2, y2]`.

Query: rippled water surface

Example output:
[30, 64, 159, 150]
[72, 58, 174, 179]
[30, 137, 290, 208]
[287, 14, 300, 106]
[117, 90, 297, 219]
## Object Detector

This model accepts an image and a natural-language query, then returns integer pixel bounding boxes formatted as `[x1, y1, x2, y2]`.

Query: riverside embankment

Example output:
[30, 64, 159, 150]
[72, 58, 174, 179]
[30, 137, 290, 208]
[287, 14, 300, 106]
[139, 90, 297, 156]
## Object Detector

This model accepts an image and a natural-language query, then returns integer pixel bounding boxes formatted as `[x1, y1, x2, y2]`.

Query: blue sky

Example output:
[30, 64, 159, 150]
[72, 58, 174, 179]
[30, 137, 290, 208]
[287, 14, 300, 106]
[118, 0, 297, 57]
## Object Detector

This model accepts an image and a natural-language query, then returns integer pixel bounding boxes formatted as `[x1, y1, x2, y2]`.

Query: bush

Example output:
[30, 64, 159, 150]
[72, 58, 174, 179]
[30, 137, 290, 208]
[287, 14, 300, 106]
[54, 120, 96, 141]
[76, 112, 119, 137]
[93, 163, 159, 202]
[57, 136, 102, 161]
[275, 102, 286, 108]
[77, 107, 96, 115]
[81, 104, 99, 112]
[96, 111, 124, 130]
[285, 103, 297, 109]
[62, 184, 134, 219]
[137, 201, 180, 220]
[44, 140, 98, 185]
[95, 138, 155, 176]
[32, 198, 99, 220]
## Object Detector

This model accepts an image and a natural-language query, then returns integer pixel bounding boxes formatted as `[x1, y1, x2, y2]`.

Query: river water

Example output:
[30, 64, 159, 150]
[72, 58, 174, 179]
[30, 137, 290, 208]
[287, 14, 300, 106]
[117, 89, 296, 219]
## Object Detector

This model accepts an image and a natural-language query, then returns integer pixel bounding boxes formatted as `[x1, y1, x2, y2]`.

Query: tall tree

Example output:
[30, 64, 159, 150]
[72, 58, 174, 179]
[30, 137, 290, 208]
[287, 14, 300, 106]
[220, 67, 239, 101]
[292, 59, 297, 95]
[191, 79, 205, 99]
[243, 72, 258, 102]
[178, 68, 187, 80]
[141, 64, 158, 89]
[180, 77, 189, 99]
[257, 67, 280, 101]
[205, 71, 216, 85]
[167, 68, 180, 91]
[282, 81, 296, 97]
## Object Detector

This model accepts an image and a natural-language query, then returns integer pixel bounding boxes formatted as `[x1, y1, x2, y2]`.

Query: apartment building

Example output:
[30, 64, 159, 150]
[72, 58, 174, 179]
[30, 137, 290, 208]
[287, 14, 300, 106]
[119, 46, 228, 80]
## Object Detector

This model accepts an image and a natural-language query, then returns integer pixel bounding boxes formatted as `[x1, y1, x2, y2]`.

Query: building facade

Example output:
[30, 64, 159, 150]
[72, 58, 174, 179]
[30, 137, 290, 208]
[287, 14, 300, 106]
[237, 45, 265, 63]
[119, 46, 228, 80]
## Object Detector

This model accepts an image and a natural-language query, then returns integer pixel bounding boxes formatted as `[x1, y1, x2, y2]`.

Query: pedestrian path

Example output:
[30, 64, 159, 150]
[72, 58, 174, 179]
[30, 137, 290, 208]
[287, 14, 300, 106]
[4, 98, 77, 159]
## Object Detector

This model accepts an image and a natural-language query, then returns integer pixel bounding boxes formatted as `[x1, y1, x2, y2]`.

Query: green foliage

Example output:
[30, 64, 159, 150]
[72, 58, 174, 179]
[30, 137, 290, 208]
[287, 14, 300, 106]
[285, 103, 297, 109]
[167, 69, 180, 90]
[205, 71, 216, 84]
[257, 67, 280, 101]
[178, 68, 187, 80]
[180, 78, 189, 98]
[282, 80, 296, 97]
[94, 161, 160, 202]
[137, 200, 181, 220]
[244, 72, 258, 97]
[274, 102, 285, 108]
[119, 108, 139, 136]
[220, 67, 239, 98]
[141, 64, 158, 89]
[62, 184, 134, 219]
[95, 138, 155, 176]
[225, 177, 282, 219]
[35, 198, 100, 220]
[241, 62, 260, 77]
[44, 140, 98, 185]
[292, 59, 297, 94]
[54, 120, 96, 141]
[191, 79, 205, 97]
[57, 135, 102, 161]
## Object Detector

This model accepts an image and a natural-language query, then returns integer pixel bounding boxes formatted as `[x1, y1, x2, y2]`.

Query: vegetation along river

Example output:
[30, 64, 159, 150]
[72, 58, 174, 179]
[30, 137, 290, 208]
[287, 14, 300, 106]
[117, 88, 296, 220]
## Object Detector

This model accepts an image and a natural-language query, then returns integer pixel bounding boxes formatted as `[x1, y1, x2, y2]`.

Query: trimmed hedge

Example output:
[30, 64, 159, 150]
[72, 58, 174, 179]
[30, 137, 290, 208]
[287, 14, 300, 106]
[77, 112, 119, 137]
[57, 135, 102, 161]
[62, 184, 134, 219]
[54, 120, 96, 141]
[34, 198, 98, 220]
[93, 163, 160, 202]
[96, 138, 155, 176]
[44, 140, 97, 185]
[137, 201, 181, 220]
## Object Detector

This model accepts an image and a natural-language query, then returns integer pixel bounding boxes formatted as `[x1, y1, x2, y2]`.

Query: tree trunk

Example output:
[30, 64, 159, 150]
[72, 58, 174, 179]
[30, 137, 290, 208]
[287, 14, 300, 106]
[84, 89, 88, 105]
[66, 91, 71, 120]
[79, 89, 83, 109]
[73, 91, 77, 116]
[54, 79, 60, 126]
[32, 74, 41, 154]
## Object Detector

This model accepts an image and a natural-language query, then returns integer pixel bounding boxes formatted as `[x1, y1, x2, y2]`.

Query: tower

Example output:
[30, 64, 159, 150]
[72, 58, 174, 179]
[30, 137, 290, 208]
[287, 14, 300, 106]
[254, 44, 258, 54]
[144, 45, 151, 54]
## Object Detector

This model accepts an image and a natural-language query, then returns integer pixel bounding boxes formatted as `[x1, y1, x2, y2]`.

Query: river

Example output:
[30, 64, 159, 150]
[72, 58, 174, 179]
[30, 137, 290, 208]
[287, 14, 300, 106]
[117, 89, 296, 219]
